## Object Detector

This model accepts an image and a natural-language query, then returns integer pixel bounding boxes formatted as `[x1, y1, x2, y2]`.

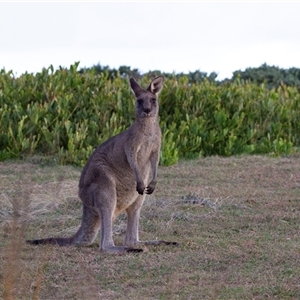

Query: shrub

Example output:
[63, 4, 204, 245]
[0, 63, 299, 166]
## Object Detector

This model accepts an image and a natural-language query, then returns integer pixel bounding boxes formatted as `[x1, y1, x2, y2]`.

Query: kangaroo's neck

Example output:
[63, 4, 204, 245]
[136, 115, 158, 125]
[134, 116, 159, 133]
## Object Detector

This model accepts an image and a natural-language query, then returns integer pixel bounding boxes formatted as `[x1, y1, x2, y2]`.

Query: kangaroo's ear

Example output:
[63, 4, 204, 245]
[130, 78, 145, 98]
[147, 76, 164, 95]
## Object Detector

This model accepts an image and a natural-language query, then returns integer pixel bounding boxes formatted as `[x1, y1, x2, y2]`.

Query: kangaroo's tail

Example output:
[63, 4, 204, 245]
[27, 204, 101, 247]
[26, 237, 74, 246]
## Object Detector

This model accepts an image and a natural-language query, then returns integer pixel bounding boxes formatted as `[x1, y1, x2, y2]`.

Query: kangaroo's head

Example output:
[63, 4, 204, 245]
[130, 76, 164, 119]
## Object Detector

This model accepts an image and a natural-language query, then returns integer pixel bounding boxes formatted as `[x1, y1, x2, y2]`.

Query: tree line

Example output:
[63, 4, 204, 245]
[79, 63, 300, 89]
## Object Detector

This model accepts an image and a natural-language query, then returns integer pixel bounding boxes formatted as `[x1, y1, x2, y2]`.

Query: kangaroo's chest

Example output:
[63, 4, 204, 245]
[136, 136, 157, 163]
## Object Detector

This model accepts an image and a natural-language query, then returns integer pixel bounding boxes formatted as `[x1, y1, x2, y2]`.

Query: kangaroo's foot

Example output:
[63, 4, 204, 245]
[125, 240, 178, 247]
[139, 240, 179, 246]
[101, 245, 143, 254]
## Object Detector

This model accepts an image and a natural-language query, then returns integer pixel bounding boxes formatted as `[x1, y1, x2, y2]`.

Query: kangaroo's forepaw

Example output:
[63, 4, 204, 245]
[146, 186, 154, 194]
[136, 182, 145, 195]
[146, 181, 156, 194]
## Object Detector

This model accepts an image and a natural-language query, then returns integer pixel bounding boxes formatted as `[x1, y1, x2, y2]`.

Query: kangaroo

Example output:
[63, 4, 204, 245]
[27, 76, 177, 253]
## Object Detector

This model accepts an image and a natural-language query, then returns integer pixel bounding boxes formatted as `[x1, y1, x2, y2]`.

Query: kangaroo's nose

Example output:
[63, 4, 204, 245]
[144, 108, 151, 114]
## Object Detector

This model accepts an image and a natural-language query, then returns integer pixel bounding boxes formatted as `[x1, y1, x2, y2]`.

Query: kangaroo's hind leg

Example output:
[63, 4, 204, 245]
[92, 183, 143, 253]
[124, 195, 145, 246]
[125, 195, 178, 247]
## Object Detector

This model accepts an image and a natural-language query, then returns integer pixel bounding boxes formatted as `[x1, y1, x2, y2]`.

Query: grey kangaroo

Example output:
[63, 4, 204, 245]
[27, 76, 177, 253]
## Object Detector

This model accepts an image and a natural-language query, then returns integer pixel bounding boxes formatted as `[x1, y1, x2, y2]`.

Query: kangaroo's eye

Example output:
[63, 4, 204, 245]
[151, 98, 156, 104]
[137, 99, 143, 105]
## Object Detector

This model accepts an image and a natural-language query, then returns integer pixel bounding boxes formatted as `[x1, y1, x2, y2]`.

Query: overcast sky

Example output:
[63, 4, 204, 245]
[1, 2, 300, 80]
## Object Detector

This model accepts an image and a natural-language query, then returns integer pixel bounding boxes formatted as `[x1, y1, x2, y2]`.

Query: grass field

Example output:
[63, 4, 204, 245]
[0, 155, 300, 299]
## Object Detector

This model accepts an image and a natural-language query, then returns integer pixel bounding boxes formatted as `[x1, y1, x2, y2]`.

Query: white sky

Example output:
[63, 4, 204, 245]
[1, 1, 300, 80]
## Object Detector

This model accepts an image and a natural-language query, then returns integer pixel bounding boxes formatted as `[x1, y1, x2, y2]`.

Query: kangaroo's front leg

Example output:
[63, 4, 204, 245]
[125, 145, 146, 195]
[146, 149, 159, 194]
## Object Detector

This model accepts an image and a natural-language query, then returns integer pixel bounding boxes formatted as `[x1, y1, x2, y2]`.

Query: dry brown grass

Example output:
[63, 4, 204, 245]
[1, 155, 300, 299]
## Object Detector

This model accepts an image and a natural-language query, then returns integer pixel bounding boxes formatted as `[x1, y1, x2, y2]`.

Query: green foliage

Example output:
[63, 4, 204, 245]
[82, 63, 300, 88]
[1, 63, 299, 166]
[232, 63, 300, 89]
[80, 64, 219, 84]
[159, 77, 299, 163]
